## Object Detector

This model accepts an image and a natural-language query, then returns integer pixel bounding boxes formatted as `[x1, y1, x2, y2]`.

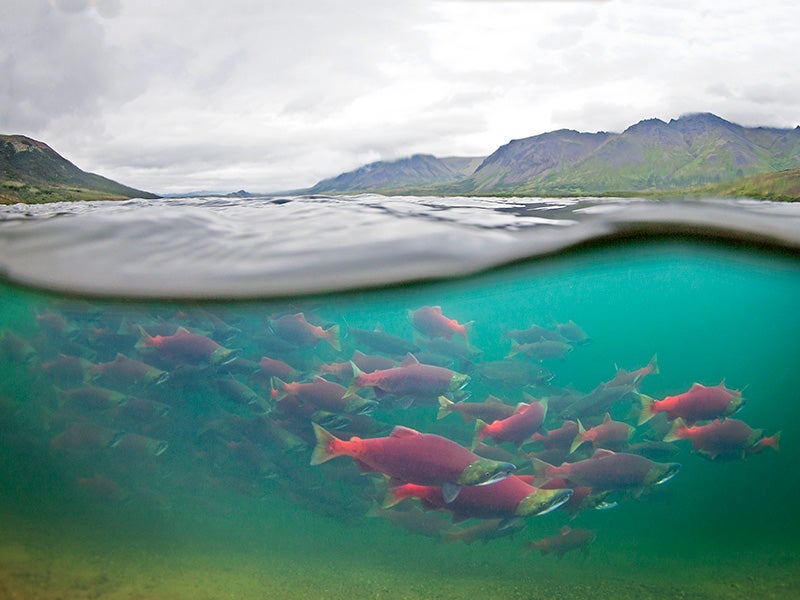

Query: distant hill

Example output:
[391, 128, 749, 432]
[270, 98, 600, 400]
[691, 167, 800, 202]
[307, 153, 484, 195]
[0, 135, 158, 204]
[306, 113, 800, 197]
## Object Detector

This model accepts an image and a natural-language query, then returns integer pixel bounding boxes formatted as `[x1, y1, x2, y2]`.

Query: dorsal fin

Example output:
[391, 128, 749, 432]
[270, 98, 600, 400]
[560, 525, 572, 535]
[400, 353, 420, 367]
[432, 306, 443, 313]
[592, 448, 615, 459]
[175, 326, 192, 335]
[602, 413, 611, 424]
[390, 425, 421, 438]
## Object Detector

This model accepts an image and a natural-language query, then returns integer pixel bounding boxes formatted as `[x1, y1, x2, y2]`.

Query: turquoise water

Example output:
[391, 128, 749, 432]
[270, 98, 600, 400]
[1, 232, 799, 598]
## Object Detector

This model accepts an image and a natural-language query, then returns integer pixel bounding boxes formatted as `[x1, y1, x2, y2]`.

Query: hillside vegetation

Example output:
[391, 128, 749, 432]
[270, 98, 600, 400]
[0, 135, 158, 204]
[308, 113, 800, 199]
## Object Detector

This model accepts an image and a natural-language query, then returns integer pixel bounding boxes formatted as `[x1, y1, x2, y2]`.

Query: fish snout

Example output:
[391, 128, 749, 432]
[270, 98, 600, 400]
[459, 458, 517, 486]
[449, 373, 471, 392]
[211, 347, 242, 366]
[651, 462, 681, 486]
[517, 487, 573, 517]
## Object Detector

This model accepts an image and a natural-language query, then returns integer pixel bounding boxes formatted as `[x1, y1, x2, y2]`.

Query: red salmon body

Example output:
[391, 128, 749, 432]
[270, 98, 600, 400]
[639, 381, 743, 425]
[257, 356, 301, 381]
[311, 424, 516, 499]
[348, 354, 469, 402]
[270, 313, 340, 351]
[274, 376, 378, 415]
[605, 354, 659, 389]
[90, 353, 168, 386]
[534, 449, 681, 492]
[409, 306, 469, 340]
[531, 421, 579, 450]
[437, 395, 517, 423]
[387, 475, 571, 520]
[665, 417, 780, 460]
[144, 327, 239, 365]
[475, 399, 547, 447]
[526, 526, 597, 557]
[41, 354, 90, 386]
[570, 413, 634, 454]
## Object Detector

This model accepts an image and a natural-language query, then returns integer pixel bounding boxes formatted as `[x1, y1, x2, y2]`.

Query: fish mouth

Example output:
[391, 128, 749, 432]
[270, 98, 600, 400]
[449, 374, 471, 392]
[151, 371, 170, 385]
[477, 468, 516, 486]
[652, 462, 681, 486]
[211, 347, 241, 366]
[517, 488, 573, 517]
[345, 398, 379, 415]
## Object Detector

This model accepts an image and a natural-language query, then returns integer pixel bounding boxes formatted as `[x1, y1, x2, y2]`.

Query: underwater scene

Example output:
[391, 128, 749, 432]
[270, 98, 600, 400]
[1, 230, 799, 599]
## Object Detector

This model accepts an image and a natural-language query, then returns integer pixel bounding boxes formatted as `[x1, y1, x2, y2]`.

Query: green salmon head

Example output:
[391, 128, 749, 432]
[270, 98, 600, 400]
[516, 487, 573, 517]
[726, 394, 745, 416]
[448, 373, 471, 392]
[645, 462, 681, 486]
[210, 347, 241, 366]
[344, 396, 380, 415]
[147, 369, 170, 385]
[458, 457, 516, 486]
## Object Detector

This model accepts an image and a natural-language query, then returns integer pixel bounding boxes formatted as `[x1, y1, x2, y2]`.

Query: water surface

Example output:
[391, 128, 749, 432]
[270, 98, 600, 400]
[0, 196, 798, 599]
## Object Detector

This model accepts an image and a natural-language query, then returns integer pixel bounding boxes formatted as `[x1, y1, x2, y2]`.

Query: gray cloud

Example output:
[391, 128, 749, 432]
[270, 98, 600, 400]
[2, 0, 798, 194]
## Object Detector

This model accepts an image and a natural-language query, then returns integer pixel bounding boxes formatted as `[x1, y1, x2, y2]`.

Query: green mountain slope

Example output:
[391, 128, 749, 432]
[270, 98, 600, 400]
[1, 135, 158, 204]
[691, 167, 800, 201]
[307, 153, 483, 195]
[307, 113, 800, 197]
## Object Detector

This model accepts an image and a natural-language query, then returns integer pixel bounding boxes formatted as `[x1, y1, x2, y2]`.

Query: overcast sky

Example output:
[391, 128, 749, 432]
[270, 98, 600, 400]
[2, 0, 799, 194]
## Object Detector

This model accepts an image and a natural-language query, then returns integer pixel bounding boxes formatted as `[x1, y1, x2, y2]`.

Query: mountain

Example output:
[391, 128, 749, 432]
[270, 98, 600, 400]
[306, 113, 800, 197]
[307, 153, 484, 195]
[0, 135, 158, 204]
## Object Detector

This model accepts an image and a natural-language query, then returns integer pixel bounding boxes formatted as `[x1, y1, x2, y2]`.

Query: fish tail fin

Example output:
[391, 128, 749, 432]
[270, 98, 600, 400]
[86, 363, 102, 381]
[310, 423, 344, 465]
[344, 361, 364, 398]
[52, 385, 67, 409]
[472, 419, 488, 449]
[133, 325, 152, 352]
[365, 502, 383, 519]
[325, 324, 341, 352]
[569, 420, 586, 454]
[381, 486, 408, 509]
[662, 417, 686, 443]
[762, 431, 781, 452]
[459, 320, 474, 341]
[437, 395, 455, 420]
[271, 377, 289, 401]
[649, 353, 659, 375]
[637, 393, 657, 425]
[530, 457, 554, 481]
[505, 342, 521, 359]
